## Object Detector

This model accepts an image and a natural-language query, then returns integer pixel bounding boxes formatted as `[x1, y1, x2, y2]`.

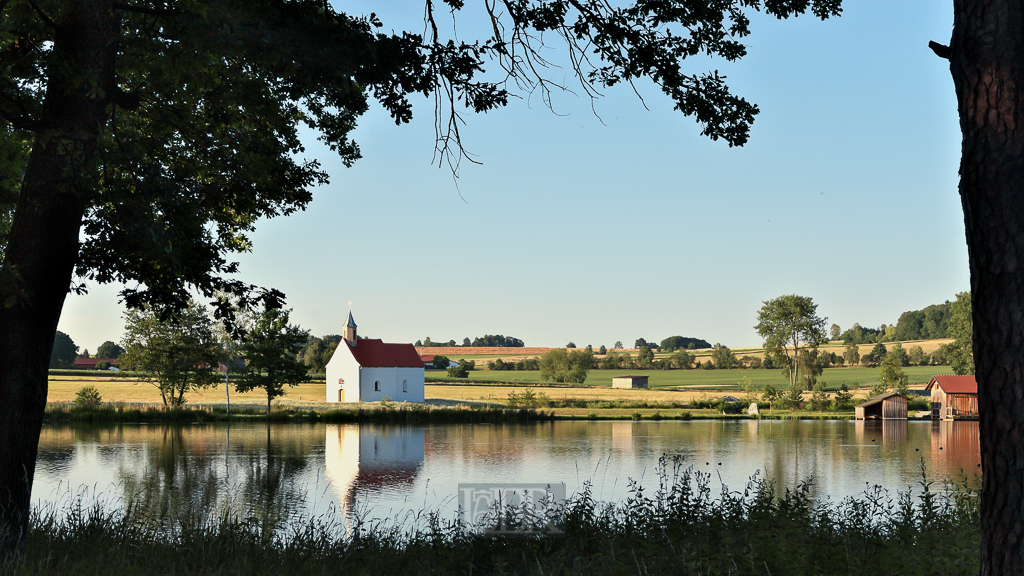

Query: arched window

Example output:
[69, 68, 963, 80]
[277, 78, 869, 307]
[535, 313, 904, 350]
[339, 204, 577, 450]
[374, 380, 380, 391]
[403, 379, 408, 393]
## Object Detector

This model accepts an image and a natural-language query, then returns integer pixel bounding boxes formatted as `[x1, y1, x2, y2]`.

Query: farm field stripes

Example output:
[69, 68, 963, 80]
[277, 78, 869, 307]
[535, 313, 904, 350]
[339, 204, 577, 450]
[433, 365, 942, 390]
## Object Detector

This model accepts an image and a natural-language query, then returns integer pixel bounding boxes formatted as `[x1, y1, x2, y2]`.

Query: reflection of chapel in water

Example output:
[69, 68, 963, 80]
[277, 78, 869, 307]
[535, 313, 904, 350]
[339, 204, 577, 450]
[323, 424, 425, 509]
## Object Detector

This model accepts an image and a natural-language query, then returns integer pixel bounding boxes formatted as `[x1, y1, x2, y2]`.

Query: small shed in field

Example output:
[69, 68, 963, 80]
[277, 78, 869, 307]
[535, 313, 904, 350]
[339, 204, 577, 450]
[612, 375, 649, 389]
[926, 375, 978, 420]
[855, 392, 908, 420]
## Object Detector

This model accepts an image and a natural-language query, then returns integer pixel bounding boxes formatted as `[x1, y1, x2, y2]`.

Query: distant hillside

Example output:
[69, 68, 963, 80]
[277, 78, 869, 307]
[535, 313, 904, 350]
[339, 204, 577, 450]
[840, 300, 953, 344]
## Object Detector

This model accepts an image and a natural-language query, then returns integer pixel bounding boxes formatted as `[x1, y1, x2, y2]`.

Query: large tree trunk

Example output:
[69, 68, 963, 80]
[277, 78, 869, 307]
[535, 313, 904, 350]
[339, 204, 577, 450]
[0, 1, 115, 560]
[950, 1, 1024, 573]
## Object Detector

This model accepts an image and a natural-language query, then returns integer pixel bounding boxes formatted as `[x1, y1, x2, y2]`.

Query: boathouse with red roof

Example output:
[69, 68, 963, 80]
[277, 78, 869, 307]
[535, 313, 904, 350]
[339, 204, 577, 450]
[926, 375, 978, 420]
[325, 312, 425, 403]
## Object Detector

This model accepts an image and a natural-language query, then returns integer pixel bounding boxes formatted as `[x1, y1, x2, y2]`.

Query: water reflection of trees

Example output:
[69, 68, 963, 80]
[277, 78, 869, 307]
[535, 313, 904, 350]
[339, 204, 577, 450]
[39, 424, 317, 530]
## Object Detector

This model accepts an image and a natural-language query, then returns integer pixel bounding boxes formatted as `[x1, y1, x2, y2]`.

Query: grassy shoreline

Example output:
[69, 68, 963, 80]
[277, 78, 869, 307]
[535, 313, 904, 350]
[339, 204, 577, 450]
[15, 455, 980, 576]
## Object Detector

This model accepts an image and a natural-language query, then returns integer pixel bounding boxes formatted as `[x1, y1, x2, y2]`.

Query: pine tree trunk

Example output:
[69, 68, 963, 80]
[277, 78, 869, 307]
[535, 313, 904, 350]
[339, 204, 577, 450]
[0, 1, 115, 560]
[950, 1, 1024, 573]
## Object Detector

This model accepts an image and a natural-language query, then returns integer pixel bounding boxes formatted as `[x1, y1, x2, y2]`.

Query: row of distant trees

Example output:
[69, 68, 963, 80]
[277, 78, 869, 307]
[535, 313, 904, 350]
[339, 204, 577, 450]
[415, 334, 525, 348]
[835, 300, 956, 345]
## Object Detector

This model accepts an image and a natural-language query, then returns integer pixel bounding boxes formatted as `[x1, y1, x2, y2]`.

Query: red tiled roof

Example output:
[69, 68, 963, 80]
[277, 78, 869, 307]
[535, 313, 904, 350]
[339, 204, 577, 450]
[419, 355, 435, 363]
[347, 339, 424, 368]
[926, 375, 977, 394]
[73, 357, 119, 369]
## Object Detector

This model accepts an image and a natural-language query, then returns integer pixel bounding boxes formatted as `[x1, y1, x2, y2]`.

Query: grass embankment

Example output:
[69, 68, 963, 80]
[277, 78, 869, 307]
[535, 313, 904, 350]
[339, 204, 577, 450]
[43, 402, 555, 425]
[16, 456, 979, 576]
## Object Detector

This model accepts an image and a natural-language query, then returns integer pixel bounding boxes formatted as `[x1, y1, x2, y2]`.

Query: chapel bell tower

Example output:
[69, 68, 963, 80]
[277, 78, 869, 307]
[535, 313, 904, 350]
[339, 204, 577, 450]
[344, 310, 357, 345]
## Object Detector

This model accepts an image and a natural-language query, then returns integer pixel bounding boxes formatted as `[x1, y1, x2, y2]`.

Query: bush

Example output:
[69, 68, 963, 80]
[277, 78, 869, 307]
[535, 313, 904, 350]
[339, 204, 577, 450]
[73, 385, 102, 408]
[447, 364, 470, 378]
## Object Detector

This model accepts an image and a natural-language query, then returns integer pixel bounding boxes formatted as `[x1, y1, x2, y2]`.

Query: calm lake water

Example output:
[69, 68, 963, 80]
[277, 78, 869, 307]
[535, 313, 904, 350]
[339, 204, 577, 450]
[32, 420, 981, 529]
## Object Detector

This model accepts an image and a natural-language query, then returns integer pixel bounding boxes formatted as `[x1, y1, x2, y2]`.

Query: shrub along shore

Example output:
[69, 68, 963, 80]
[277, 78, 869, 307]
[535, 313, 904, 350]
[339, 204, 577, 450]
[13, 456, 979, 576]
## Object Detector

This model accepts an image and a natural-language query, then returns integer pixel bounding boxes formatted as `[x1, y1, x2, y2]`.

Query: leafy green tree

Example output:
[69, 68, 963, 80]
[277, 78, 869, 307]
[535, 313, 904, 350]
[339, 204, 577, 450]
[760, 383, 780, 413]
[755, 295, 828, 389]
[931, 346, 950, 366]
[781, 385, 804, 410]
[865, 343, 888, 367]
[671, 350, 694, 369]
[878, 350, 909, 397]
[888, 341, 910, 368]
[830, 324, 841, 341]
[637, 345, 655, 368]
[810, 381, 829, 411]
[78, 349, 90, 358]
[566, 342, 577, 349]
[431, 355, 451, 370]
[95, 341, 125, 359]
[120, 302, 221, 407]
[599, 345, 607, 355]
[796, 348, 827, 388]
[711, 343, 737, 369]
[539, 349, 594, 384]
[833, 384, 854, 410]
[947, 292, 974, 375]
[415, 340, 423, 347]
[634, 338, 648, 349]
[234, 308, 310, 413]
[907, 345, 926, 367]
[49, 332, 78, 369]
[447, 364, 470, 378]
[614, 341, 624, 349]
[463, 338, 471, 347]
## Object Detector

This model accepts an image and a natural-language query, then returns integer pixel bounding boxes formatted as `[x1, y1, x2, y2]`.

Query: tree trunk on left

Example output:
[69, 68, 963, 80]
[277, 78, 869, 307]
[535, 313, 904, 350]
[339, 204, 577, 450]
[0, 1, 115, 560]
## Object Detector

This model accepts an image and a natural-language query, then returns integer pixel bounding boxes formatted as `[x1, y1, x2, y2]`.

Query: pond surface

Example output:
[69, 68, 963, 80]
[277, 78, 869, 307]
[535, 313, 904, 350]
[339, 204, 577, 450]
[33, 420, 980, 529]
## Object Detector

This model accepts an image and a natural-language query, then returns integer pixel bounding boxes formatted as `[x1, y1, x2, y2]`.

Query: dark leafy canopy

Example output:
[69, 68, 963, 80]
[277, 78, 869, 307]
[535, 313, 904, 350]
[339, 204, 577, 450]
[660, 336, 711, 351]
[95, 340, 125, 359]
[0, 0, 842, 317]
[48, 331, 77, 369]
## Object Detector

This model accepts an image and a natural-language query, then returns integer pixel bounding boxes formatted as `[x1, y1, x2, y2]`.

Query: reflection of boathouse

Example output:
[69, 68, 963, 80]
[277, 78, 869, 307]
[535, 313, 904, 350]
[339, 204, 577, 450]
[855, 392, 907, 420]
[926, 375, 978, 420]
[323, 424, 425, 509]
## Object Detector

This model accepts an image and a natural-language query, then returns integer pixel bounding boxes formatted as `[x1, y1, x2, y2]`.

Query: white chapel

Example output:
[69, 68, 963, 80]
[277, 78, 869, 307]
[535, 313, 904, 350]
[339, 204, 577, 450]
[325, 312, 426, 403]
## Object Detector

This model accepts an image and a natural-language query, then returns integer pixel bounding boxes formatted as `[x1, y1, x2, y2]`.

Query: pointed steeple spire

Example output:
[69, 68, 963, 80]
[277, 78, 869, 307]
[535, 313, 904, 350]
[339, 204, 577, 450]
[344, 307, 357, 345]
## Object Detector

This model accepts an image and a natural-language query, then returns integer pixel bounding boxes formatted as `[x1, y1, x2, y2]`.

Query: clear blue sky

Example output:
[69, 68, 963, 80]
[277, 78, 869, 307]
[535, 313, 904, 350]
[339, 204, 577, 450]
[58, 0, 968, 353]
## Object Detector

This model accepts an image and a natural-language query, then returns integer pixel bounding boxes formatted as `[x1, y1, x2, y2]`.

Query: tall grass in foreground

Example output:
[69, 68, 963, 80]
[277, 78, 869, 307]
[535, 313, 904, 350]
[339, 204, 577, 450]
[12, 456, 979, 576]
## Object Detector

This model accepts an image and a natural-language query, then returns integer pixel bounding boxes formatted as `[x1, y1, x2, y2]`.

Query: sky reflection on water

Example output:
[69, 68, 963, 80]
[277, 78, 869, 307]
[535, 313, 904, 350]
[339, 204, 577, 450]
[32, 420, 980, 529]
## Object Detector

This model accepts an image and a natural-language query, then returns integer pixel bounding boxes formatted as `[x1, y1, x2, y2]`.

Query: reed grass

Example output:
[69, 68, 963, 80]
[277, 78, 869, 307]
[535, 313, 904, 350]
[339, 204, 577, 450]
[12, 455, 979, 576]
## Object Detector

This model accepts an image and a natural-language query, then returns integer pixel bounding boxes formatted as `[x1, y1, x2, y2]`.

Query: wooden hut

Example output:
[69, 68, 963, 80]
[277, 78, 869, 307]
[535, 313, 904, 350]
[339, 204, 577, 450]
[926, 375, 978, 420]
[855, 392, 908, 420]
[611, 375, 649, 389]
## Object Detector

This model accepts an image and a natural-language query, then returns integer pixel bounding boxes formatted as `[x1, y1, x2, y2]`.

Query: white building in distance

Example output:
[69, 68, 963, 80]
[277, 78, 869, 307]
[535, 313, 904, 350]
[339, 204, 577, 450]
[325, 312, 425, 403]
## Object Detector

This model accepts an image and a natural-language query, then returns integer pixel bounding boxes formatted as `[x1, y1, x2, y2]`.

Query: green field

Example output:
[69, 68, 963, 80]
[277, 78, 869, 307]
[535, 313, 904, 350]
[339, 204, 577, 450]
[434, 365, 942, 390]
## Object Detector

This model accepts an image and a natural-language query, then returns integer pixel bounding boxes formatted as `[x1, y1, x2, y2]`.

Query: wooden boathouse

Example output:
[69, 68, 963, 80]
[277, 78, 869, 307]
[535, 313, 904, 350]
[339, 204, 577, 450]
[855, 392, 908, 420]
[926, 375, 978, 420]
